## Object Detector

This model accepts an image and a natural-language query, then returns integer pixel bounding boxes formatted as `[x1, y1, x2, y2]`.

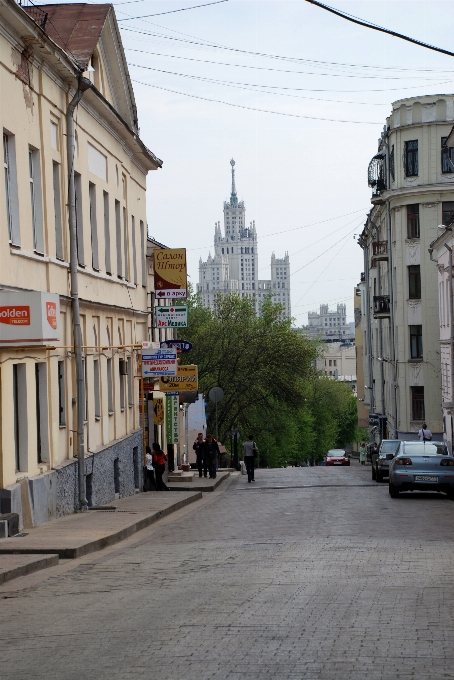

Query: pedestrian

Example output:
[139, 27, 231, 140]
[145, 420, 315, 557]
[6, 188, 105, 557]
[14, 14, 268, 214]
[359, 441, 367, 466]
[193, 432, 207, 478]
[145, 445, 158, 491]
[242, 435, 258, 483]
[152, 442, 169, 491]
[203, 434, 220, 479]
[418, 423, 433, 442]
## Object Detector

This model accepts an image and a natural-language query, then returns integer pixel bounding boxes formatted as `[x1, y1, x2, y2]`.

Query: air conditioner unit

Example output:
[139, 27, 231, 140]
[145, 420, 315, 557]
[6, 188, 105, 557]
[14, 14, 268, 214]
[119, 359, 128, 375]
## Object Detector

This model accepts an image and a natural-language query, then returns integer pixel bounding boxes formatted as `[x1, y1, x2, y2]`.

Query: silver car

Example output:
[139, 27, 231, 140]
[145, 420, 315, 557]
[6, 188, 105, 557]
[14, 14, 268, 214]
[388, 441, 453, 498]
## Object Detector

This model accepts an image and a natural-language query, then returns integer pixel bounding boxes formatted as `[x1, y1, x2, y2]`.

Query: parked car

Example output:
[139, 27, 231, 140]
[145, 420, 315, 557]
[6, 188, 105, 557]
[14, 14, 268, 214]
[324, 450, 350, 466]
[388, 441, 453, 498]
[372, 440, 401, 482]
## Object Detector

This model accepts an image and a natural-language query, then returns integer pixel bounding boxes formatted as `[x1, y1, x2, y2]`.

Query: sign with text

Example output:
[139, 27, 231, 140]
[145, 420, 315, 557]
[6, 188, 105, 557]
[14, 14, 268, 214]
[160, 339, 193, 353]
[154, 248, 187, 299]
[166, 394, 180, 444]
[153, 397, 164, 424]
[0, 291, 60, 346]
[159, 365, 198, 393]
[155, 306, 188, 329]
[141, 344, 177, 378]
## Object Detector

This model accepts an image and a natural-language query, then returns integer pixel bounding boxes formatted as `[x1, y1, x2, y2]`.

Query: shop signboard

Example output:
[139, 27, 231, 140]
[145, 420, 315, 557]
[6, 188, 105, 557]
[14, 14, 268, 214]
[0, 291, 60, 346]
[155, 306, 188, 328]
[159, 365, 198, 393]
[141, 343, 177, 378]
[160, 339, 193, 353]
[153, 397, 164, 424]
[153, 248, 187, 299]
[165, 393, 180, 444]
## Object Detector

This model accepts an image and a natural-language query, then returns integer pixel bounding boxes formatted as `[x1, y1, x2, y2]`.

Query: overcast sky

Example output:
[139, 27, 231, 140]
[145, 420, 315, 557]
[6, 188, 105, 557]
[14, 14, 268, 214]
[107, 0, 454, 325]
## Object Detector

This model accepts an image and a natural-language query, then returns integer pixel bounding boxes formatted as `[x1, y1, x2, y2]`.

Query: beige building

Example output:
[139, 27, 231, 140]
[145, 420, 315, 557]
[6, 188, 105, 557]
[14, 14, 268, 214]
[354, 279, 370, 429]
[358, 94, 454, 441]
[0, 1, 168, 526]
[316, 342, 356, 390]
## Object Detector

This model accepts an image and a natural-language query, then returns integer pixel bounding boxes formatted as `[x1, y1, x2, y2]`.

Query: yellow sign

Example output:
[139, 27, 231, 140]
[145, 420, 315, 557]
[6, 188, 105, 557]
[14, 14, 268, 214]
[159, 365, 198, 392]
[153, 397, 164, 424]
[154, 248, 187, 299]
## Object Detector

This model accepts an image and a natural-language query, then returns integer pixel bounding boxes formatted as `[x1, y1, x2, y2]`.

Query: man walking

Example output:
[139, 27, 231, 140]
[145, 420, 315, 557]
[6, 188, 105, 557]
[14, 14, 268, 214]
[243, 435, 257, 483]
[418, 423, 433, 441]
[203, 434, 220, 479]
[193, 432, 207, 478]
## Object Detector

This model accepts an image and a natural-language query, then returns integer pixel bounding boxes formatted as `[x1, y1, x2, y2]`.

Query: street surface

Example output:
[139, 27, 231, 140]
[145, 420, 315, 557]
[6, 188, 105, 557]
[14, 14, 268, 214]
[1, 462, 454, 680]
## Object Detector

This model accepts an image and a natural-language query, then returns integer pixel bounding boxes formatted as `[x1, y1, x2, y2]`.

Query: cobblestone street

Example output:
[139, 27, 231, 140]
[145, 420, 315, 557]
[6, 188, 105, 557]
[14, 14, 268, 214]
[2, 463, 454, 680]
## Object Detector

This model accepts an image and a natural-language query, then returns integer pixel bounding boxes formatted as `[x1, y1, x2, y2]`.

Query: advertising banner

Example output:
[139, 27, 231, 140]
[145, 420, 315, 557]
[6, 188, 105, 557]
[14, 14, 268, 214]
[165, 393, 180, 444]
[160, 339, 193, 353]
[153, 397, 164, 424]
[155, 306, 188, 328]
[0, 291, 60, 346]
[141, 343, 177, 378]
[159, 365, 198, 393]
[154, 248, 187, 299]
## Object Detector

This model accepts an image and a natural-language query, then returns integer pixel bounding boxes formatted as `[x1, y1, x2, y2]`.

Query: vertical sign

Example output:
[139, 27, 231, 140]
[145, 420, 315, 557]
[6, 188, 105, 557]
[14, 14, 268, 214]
[153, 397, 164, 424]
[154, 248, 187, 299]
[165, 393, 180, 444]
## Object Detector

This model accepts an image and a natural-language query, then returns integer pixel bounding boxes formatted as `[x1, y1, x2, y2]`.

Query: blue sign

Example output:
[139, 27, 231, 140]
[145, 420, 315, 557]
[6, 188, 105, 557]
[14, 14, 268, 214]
[160, 339, 193, 352]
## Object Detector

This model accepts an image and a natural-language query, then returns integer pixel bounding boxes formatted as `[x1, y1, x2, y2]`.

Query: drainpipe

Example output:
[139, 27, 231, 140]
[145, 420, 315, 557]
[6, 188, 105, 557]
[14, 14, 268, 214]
[359, 234, 374, 441]
[445, 244, 454, 442]
[66, 77, 92, 510]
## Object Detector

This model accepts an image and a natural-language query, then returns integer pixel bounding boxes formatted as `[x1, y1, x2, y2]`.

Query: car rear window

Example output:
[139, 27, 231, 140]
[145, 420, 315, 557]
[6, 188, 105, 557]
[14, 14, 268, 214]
[403, 443, 448, 455]
[328, 451, 344, 456]
[380, 442, 400, 453]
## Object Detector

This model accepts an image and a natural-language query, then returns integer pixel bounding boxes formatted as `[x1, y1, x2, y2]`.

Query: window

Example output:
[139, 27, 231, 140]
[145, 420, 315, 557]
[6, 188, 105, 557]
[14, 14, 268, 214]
[58, 361, 66, 426]
[410, 325, 423, 359]
[390, 144, 395, 181]
[89, 182, 99, 270]
[35, 363, 49, 463]
[408, 265, 421, 299]
[75, 172, 84, 265]
[29, 148, 44, 253]
[119, 362, 125, 411]
[93, 359, 101, 418]
[13, 364, 27, 472]
[103, 191, 111, 274]
[107, 358, 114, 413]
[442, 137, 454, 173]
[123, 207, 130, 281]
[140, 220, 146, 287]
[442, 201, 454, 229]
[407, 204, 420, 239]
[411, 386, 425, 421]
[115, 200, 122, 277]
[131, 215, 137, 285]
[50, 121, 58, 150]
[404, 140, 419, 177]
[3, 132, 20, 244]
[53, 162, 64, 260]
[127, 356, 133, 407]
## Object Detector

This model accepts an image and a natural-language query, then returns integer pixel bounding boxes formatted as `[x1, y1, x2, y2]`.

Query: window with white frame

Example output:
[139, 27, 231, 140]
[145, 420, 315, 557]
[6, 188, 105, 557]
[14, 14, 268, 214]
[29, 147, 44, 253]
[3, 132, 20, 245]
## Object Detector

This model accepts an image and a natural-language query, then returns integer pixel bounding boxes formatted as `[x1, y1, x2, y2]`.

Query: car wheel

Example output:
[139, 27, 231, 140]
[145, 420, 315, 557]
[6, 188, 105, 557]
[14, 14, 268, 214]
[371, 466, 376, 481]
[376, 471, 382, 483]
[389, 482, 399, 498]
[446, 489, 454, 501]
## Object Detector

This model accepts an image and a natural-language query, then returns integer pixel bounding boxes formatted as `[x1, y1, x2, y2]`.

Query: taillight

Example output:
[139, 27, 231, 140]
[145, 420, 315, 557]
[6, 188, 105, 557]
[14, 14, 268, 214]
[440, 459, 454, 466]
[395, 458, 412, 466]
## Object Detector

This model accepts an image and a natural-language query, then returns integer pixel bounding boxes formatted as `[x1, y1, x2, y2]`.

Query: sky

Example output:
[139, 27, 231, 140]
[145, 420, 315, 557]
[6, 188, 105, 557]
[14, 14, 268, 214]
[88, 0, 454, 324]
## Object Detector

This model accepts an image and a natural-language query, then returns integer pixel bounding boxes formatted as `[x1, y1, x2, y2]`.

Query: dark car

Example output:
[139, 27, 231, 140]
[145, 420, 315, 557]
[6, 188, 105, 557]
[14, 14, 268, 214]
[372, 440, 401, 482]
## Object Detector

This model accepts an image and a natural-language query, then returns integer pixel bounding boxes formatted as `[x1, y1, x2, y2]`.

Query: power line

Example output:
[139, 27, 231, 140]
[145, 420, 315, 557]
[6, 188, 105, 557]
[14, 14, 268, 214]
[117, 0, 228, 20]
[132, 79, 382, 123]
[305, 0, 454, 59]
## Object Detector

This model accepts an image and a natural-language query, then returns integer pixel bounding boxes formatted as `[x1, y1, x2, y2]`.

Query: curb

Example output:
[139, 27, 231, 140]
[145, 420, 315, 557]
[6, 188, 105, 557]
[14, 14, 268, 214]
[169, 472, 230, 492]
[0, 492, 202, 560]
[0, 554, 59, 585]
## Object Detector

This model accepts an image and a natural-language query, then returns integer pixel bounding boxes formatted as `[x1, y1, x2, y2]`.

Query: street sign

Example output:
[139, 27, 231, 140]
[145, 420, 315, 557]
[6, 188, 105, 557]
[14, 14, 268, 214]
[160, 339, 193, 353]
[153, 397, 164, 424]
[209, 386, 224, 403]
[155, 306, 188, 328]
[159, 365, 198, 392]
[166, 394, 180, 443]
[141, 344, 177, 377]
[153, 248, 187, 299]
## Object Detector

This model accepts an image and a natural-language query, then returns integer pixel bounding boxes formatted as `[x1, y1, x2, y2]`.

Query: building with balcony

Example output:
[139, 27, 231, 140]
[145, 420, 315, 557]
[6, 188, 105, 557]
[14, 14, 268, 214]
[197, 160, 291, 318]
[0, 1, 172, 527]
[358, 94, 454, 442]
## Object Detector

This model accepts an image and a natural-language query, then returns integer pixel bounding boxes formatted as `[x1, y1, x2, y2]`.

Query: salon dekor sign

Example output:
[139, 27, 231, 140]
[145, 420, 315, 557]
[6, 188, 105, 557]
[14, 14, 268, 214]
[0, 291, 60, 346]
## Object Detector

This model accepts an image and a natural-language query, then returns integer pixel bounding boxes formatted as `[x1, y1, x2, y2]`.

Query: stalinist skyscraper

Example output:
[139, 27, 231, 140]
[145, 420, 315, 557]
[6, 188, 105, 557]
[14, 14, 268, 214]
[197, 160, 291, 318]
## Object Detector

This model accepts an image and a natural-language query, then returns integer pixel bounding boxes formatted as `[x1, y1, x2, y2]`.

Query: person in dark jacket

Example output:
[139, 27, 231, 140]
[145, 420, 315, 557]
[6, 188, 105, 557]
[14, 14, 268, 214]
[203, 434, 220, 479]
[145, 445, 158, 491]
[193, 432, 207, 478]
[152, 442, 169, 491]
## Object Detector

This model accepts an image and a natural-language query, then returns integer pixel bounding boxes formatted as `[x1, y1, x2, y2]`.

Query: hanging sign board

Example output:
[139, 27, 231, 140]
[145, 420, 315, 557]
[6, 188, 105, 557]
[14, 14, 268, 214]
[153, 397, 164, 424]
[160, 339, 193, 353]
[155, 306, 188, 328]
[141, 343, 177, 377]
[159, 365, 198, 393]
[154, 248, 187, 299]
[165, 393, 180, 444]
[0, 291, 60, 346]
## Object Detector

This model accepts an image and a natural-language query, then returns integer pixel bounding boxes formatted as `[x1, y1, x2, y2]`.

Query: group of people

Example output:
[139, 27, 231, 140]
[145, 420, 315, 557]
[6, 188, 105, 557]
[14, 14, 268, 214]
[193, 433, 220, 479]
[144, 442, 169, 491]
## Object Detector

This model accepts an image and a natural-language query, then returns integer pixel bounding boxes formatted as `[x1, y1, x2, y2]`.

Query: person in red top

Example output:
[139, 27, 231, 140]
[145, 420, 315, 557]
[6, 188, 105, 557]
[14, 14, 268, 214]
[152, 442, 169, 491]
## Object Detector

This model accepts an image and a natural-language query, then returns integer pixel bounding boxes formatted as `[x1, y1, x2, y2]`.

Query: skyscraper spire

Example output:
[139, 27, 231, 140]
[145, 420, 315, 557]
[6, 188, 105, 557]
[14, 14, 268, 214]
[230, 158, 238, 206]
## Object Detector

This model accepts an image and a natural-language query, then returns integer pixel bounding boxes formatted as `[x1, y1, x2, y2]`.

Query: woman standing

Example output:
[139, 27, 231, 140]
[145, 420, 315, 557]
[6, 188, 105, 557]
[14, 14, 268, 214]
[152, 442, 169, 491]
[359, 441, 367, 466]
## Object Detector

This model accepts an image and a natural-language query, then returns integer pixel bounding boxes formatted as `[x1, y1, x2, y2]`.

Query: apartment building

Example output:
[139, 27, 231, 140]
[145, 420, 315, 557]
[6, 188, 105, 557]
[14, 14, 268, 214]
[0, 1, 164, 526]
[305, 304, 354, 342]
[359, 94, 454, 442]
[354, 277, 370, 430]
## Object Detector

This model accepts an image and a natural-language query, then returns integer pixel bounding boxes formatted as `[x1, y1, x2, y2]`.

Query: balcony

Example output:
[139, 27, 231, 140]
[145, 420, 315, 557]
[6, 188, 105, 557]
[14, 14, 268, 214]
[373, 295, 390, 318]
[372, 240, 388, 261]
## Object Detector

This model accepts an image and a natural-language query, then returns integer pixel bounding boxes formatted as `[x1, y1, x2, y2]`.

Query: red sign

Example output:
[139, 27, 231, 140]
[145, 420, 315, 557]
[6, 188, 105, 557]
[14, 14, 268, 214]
[46, 302, 57, 329]
[0, 306, 30, 325]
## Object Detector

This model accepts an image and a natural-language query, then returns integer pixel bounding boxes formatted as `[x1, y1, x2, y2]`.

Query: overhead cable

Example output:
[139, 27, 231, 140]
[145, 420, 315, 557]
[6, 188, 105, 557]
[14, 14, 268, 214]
[117, 0, 228, 20]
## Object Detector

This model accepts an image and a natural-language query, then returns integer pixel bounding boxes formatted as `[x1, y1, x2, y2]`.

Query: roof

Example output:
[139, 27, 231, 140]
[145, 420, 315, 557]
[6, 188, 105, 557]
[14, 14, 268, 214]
[24, 3, 111, 70]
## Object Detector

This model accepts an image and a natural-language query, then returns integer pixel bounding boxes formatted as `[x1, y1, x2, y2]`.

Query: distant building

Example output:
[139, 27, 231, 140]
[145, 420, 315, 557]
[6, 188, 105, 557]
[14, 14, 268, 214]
[315, 342, 357, 391]
[197, 160, 291, 318]
[304, 304, 354, 342]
